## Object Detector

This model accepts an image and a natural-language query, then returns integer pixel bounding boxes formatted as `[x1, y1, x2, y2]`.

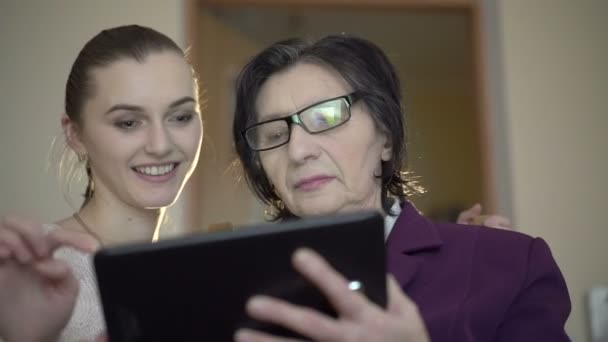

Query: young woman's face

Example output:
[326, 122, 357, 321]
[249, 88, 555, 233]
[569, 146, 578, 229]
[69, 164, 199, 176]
[255, 62, 392, 217]
[72, 51, 202, 209]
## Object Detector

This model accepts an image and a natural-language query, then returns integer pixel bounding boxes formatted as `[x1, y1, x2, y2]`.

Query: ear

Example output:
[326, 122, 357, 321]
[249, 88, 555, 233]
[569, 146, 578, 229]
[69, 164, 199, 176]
[380, 132, 393, 162]
[61, 114, 87, 156]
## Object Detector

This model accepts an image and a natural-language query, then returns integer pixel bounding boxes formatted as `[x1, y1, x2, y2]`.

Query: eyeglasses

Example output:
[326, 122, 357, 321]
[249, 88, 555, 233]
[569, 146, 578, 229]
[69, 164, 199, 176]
[243, 93, 361, 151]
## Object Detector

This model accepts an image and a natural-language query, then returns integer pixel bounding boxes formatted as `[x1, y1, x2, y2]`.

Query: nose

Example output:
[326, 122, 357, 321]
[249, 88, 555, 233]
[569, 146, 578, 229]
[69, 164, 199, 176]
[144, 122, 173, 157]
[286, 124, 320, 164]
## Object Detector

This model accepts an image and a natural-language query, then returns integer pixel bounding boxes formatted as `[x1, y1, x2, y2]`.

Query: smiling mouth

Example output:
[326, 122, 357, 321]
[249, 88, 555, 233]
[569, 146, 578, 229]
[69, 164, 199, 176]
[132, 163, 178, 176]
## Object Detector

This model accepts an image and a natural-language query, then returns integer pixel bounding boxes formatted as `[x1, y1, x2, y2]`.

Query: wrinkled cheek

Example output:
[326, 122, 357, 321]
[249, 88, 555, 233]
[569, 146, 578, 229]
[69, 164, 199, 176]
[347, 164, 381, 199]
[275, 173, 290, 200]
[259, 154, 280, 185]
[273, 171, 291, 205]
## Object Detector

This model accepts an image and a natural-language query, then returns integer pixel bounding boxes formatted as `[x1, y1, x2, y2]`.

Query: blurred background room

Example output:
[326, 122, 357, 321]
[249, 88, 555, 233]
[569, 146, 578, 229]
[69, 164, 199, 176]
[1, 0, 606, 341]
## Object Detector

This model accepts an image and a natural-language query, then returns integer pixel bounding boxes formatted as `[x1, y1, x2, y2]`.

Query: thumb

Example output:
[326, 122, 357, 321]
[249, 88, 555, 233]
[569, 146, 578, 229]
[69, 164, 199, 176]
[33, 258, 73, 281]
[33, 259, 79, 298]
[47, 229, 100, 254]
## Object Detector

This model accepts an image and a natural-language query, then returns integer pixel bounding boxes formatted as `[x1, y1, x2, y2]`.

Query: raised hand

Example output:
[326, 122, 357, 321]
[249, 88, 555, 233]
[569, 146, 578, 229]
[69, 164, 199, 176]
[457, 203, 512, 229]
[0, 215, 98, 342]
[234, 248, 429, 342]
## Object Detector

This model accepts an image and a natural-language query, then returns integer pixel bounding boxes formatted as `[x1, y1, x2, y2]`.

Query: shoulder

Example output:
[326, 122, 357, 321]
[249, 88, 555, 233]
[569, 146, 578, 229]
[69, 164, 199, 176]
[436, 220, 536, 256]
[434, 219, 531, 244]
[391, 205, 571, 340]
[432, 222, 570, 339]
[435, 221, 571, 327]
[434, 221, 559, 280]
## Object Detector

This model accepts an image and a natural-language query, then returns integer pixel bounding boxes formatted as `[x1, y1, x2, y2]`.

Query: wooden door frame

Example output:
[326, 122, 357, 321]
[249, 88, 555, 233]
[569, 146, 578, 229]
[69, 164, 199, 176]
[183, 0, 498, 228]
[195, 0, 474, 9]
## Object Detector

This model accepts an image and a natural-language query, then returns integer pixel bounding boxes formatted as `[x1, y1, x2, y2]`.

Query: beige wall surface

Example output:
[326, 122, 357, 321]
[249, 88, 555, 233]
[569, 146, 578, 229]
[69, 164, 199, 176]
[498, 1, 608, 341]
[0, 1, 184, 223]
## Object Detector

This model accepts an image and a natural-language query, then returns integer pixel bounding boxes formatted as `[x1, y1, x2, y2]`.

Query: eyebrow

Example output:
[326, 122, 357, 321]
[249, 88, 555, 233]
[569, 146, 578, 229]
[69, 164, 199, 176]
[259, 111, 292, 122]
[104, 96, 196, 115]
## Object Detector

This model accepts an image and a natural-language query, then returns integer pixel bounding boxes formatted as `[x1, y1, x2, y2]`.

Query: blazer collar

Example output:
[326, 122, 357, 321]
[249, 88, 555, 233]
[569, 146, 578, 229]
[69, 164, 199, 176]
[385, 201, 443, 288]
[387, 201, 443, 253]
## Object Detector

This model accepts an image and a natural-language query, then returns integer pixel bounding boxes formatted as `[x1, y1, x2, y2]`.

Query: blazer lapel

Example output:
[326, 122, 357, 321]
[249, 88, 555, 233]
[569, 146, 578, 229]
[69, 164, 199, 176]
[386, 201, 443, 289]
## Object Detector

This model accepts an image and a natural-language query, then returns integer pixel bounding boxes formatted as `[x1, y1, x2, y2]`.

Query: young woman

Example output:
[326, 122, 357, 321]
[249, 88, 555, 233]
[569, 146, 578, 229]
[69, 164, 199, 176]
[0, 25, 202, 341]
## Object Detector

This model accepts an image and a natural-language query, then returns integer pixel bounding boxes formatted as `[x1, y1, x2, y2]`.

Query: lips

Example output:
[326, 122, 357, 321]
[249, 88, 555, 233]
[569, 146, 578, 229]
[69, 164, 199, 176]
[133, 163, 177, 176]
[294, 175, 335, 191]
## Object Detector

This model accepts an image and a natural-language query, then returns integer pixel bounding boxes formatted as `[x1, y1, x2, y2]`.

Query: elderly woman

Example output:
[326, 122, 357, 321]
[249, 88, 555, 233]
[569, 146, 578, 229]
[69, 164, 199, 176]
[232, 35, 571, 342]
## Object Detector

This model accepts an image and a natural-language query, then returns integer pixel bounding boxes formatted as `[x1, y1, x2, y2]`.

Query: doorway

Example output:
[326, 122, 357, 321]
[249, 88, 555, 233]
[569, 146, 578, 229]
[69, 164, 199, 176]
[186, 0, 491, 230]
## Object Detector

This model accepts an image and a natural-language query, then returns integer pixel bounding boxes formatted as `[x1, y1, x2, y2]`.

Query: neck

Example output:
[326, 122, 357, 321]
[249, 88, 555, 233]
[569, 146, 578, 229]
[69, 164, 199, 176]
[362, 183, 387, 216]
[77, 195, 164, 246]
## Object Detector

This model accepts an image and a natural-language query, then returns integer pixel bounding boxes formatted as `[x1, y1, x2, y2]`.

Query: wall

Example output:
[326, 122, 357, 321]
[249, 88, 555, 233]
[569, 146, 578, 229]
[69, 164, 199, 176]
[0, 1, 184, 226]
[496, 1, 608, 340]
[2, 1, 606, 340]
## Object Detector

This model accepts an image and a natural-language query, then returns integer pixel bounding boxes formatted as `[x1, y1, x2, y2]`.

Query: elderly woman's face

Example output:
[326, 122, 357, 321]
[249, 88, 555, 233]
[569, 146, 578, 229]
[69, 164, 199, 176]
[255, 63, 392, 217]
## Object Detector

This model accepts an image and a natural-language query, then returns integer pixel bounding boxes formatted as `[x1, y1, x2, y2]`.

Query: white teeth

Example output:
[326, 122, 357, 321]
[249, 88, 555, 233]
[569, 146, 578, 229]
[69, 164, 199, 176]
[134, 163, 175, 176]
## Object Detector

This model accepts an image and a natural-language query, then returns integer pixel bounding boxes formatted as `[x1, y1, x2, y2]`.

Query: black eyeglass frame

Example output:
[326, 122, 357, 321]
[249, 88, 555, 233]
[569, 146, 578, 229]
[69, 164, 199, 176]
[242, 92, 362, 151]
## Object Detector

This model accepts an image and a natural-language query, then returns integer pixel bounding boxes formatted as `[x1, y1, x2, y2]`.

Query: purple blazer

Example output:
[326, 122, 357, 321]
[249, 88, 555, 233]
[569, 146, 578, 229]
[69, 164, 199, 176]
[387, 202, 571, 341]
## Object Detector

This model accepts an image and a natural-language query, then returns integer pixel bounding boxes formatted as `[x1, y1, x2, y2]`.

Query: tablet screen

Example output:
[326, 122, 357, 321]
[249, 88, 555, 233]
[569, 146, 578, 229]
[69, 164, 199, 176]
[94, 211, 386, 341]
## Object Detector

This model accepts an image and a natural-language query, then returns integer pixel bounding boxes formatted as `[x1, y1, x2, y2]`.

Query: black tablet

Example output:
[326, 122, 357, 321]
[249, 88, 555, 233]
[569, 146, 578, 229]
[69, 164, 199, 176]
[94, 211, 386, 341]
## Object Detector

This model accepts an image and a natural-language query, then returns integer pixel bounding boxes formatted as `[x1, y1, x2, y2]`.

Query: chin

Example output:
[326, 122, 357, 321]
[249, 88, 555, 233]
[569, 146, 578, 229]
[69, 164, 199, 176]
[296, 201, 342, 217]
[135, 192, 181, 210]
